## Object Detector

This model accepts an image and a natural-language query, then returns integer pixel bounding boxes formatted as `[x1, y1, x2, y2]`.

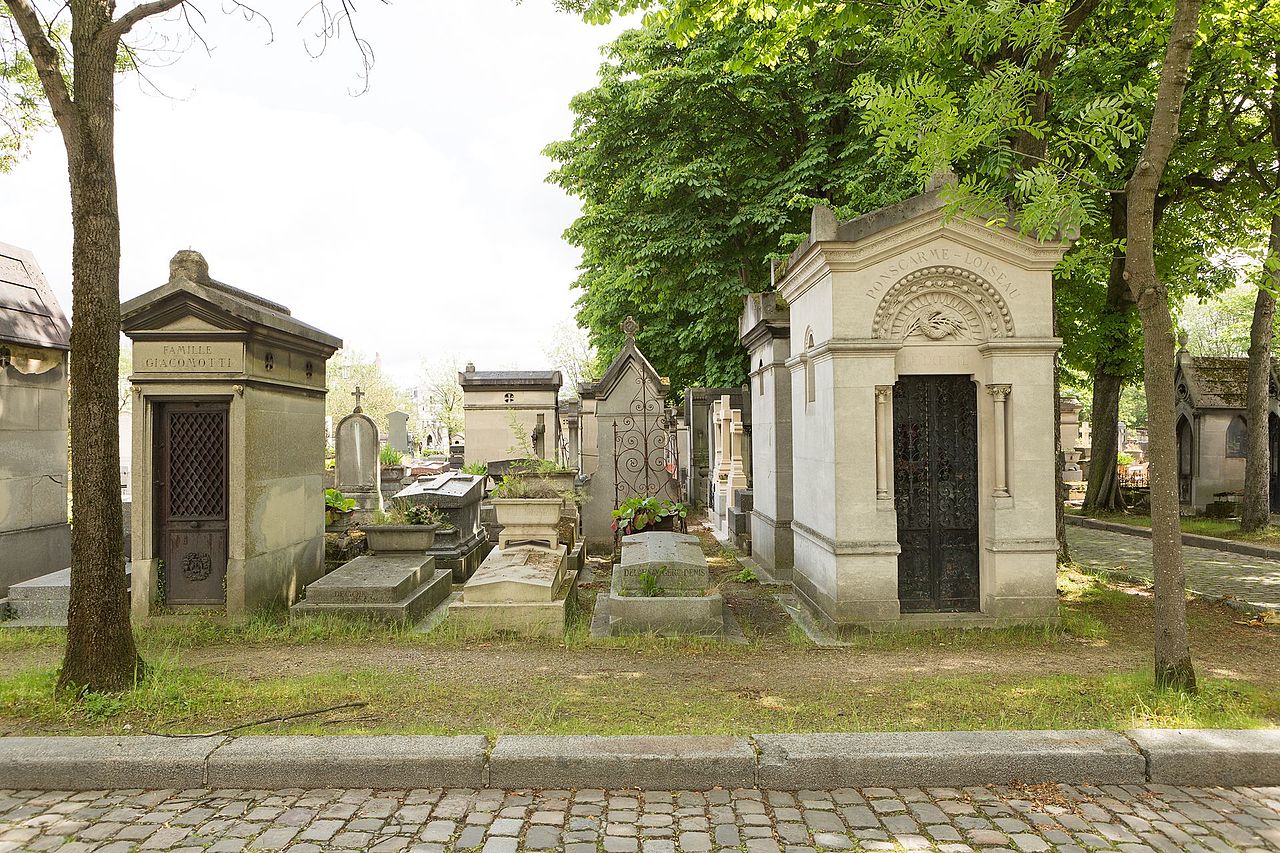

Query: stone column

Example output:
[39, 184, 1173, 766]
[874, 385, 893, 501]
[987, 384, 1012, 498]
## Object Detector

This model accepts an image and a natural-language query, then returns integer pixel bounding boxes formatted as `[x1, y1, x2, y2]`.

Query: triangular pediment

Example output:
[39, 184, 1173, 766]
[122, 288, 252, 337]
[587, 340, 668, 401]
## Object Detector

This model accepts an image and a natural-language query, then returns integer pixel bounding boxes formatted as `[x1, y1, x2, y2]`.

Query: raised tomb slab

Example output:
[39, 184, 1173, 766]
[290, 555, 451, 624]
[593, 532, 742, 640]
[448, 544, 576, 637]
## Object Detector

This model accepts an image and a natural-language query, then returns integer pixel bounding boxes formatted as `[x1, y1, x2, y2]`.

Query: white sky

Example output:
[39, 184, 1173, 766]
[0, 1, 633, 386]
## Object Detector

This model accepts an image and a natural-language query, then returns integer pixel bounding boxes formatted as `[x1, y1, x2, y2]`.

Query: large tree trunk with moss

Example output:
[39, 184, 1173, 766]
[1084, 196, 1136, 513]
[1240, 255, 1276, 533]
[1123, 0, 1201, 692]
[4, 0, 151, 693]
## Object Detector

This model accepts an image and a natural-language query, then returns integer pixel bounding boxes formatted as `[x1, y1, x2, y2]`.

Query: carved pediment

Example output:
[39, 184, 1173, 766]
[872, 266, 1014, 341]
[123, 290, 252, 337]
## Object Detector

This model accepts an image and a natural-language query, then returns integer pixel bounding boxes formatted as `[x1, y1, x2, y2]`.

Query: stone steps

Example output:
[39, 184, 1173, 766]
[291, 555, 452, 624]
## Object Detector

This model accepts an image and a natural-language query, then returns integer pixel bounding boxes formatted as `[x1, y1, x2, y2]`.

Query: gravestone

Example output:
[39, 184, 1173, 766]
[448, 543, 574, 637]
[291, 553, 451, 624]
[593, 532, 738, 638]
[335, 387, 382, 524]
[394, 472, 488, 581]
[387, 410, 410, 455]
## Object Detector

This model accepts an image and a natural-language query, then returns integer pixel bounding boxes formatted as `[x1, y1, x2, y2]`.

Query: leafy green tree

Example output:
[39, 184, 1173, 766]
[327, 350, 409, 436]
[546, 19, 916, 393]
[0, 8, 44, 171]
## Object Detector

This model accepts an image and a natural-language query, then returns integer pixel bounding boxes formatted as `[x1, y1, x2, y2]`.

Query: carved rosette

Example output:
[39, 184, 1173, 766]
[872, 266, 1015, 341]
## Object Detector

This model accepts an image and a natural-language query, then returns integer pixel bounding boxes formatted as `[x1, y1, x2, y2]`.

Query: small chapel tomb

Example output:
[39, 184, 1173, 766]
[122, 251, 340, 619]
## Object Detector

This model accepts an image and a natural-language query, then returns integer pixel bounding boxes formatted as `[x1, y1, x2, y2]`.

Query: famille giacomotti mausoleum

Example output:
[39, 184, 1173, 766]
[121, 251, 341, 619]
[772, 184, 1069, 632]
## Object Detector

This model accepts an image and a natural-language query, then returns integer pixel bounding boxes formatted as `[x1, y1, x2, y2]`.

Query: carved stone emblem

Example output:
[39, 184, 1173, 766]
[182, 552, 213, 583]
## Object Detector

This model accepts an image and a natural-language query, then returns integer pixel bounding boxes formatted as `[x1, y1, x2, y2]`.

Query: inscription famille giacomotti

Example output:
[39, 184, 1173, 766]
[865, 247, 1020, 299]
[135, 341, 244, 373]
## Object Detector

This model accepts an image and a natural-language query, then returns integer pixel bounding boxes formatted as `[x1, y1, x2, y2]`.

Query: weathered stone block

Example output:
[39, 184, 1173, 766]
[1128, 727, 1280, 786]
[617, 532, 708, 595]
[754, 730, 1144, 788]
[0, 736, 221, 790]
[489, 736, 757, 790]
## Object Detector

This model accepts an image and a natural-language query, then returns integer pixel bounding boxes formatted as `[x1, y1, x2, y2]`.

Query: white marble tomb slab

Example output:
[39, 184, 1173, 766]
[463, 545, 569, 604]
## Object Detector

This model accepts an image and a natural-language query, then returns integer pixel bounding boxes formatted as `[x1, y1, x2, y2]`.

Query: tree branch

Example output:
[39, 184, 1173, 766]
[100, 0, 186, 46]
[2, 0, 76, 137]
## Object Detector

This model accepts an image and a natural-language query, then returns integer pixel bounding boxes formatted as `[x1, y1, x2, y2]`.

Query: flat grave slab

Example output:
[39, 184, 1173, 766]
[305, 555, 431, 605]
[618, 532, 708, 595]
[463, 545, 568, 604]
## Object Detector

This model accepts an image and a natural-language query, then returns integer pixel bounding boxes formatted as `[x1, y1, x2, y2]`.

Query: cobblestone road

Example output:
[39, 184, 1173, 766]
[1067, 525, 1280, 610]
[1, 784, 1277, 853]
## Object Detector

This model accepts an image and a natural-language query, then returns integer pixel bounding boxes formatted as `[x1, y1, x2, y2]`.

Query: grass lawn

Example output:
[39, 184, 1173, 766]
[0, 529, 1276, 738]
[1067, 507, 1280, 545]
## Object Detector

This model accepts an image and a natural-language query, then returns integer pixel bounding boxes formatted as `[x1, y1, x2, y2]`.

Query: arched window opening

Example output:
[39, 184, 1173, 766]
[804, 331, 816, 405]
[1226, 415, 1247, 458]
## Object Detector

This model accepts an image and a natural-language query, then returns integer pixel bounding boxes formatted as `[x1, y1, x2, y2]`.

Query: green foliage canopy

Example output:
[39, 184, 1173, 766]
[546, 18, 916, 393]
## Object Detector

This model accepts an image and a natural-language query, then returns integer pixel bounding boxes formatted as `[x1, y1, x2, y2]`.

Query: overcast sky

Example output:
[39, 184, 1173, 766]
[0, 2, 632, 386]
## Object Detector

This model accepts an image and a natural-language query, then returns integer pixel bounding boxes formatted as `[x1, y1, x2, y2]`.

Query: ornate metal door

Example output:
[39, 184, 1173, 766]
[156, 402, 229, 605]
[892, 375, 979, 613]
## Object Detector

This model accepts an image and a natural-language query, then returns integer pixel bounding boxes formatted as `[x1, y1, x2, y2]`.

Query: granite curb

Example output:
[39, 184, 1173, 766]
[1066, 513, 1280, 561]
[0, 729, 1275, 791]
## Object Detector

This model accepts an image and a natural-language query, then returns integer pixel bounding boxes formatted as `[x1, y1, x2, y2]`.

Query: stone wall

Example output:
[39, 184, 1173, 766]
[0, 348, 71, 594]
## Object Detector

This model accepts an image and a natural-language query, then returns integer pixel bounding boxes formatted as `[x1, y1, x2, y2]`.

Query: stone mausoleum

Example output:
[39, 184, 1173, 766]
[769, 186, 1068, 631]
[459, 365, 562, 468]
[0, 241, 71, 595]
[1174, 349, 1280, 513]
[122, 251, 341, 618]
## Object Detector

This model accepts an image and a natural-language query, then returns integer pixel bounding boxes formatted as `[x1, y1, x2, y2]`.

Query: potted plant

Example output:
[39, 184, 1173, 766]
[611, 497, 689, 536]
[489, 474, 566, 533]
[325, 488, 356, 528]
[362, 500, 445, 554]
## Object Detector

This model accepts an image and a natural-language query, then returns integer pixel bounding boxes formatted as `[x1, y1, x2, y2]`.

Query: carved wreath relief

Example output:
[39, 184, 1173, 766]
[872, 266, 1014, 342]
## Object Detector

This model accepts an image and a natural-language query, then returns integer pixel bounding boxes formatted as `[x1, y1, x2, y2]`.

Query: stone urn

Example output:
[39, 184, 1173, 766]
[491, 498, 563, 550]
[363, 524, 439, 555]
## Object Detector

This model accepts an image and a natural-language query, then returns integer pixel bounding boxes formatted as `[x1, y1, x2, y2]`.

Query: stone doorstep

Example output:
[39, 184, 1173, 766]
[303, 555, 433, 605]
[289, 569, 452, 624]
[0, 729, 1276, 791]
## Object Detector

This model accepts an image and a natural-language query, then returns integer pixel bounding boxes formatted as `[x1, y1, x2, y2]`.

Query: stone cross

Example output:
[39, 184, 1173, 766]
[352, 385, 365, 413]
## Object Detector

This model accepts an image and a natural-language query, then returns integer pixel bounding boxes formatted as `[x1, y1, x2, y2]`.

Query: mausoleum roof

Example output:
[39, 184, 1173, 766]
[458, 369, 563, 390]
[0, 241, 70, 351]
[121, 250, 342, 352]
[1176, 352, 1279, 411]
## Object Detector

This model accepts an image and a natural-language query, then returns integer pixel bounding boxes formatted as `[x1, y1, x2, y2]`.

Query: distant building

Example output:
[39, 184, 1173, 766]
[1174, 350, 1280, 512]
[0, 241, 72, 594]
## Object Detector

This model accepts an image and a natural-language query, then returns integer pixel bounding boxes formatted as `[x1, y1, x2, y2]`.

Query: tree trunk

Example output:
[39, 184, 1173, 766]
[1124, 0, 1202, 693]
[1240, 255, 1276, 533]
[1084, 195, 1135, 513]
[55, 10, 143, 694]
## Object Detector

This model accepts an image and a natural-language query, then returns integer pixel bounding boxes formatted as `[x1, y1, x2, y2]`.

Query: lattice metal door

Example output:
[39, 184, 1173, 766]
[892, 375, 979, 612]
[156, 402, 229, 605]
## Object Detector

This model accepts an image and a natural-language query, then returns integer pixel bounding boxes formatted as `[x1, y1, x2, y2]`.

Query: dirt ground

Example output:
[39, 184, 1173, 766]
[1, 519, 1276, 735]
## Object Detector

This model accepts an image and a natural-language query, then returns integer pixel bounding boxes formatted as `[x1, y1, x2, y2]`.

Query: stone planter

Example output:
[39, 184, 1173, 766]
[491, 498, 563, 550]
[325, 507, 355, 532]
[539, 470, 578, 493]
[363, 524, 439, 555]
